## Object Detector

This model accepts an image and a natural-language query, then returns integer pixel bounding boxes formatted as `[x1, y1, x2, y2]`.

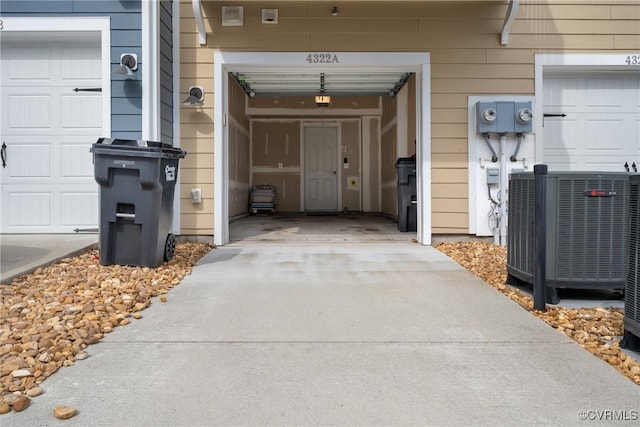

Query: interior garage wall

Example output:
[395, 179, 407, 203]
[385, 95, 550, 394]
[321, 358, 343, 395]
[364, 117, 381, 212]
[406, 75, 417, 157]
[340, 120, 362, 212]
[179, 0, 640, 237]
[228, 77, 251, 218]
[250, 119, 364, 213]
[251, 120, 301, 212]
[380, 96, 398, 217]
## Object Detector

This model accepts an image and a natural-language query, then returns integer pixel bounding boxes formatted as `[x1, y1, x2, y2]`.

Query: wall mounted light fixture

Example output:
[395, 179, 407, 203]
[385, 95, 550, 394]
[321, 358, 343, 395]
[331, 6, 339, 16]
[182, 86, 205, 106]
[112, 53, 138, 78]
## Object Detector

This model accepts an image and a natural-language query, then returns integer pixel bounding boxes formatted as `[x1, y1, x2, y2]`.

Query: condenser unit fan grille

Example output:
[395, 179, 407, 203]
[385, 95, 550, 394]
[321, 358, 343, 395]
[506, 176, 535, 278]
[626, 177, 640, 331]
[555, 178, 627, 282]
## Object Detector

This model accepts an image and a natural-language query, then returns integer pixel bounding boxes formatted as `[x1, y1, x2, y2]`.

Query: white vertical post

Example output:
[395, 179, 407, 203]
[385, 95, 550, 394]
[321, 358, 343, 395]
[500, 134, 508, 246]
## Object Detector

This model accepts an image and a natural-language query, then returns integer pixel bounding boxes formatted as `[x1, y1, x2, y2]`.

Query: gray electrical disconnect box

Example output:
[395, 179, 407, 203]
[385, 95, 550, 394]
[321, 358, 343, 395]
[486, 168, 499, 185]
[476, 101, 532, 134]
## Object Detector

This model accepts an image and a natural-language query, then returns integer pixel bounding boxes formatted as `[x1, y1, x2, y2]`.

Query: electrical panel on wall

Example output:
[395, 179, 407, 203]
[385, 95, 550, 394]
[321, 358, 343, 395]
[476, 101, 533, 134]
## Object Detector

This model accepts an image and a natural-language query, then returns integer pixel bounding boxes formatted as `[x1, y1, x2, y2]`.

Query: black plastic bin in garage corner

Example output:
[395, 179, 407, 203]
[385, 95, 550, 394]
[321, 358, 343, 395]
[90, 138, 186, 268]
[395, 157, 417, 232]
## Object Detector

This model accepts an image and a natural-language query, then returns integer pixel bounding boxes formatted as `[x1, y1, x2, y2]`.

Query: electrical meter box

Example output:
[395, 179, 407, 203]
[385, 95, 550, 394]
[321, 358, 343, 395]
[476, 101, 532, 134]
[514, 101, 533, 133]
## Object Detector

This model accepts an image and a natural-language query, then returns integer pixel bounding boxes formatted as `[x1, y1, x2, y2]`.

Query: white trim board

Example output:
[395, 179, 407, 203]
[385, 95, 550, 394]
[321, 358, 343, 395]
[213, 51, 431, 246]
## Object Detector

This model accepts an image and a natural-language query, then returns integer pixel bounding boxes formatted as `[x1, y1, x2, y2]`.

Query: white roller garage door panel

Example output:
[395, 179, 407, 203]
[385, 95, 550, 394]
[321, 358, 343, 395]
[543, 73, 640, 172]
[0, 40, 102, 233]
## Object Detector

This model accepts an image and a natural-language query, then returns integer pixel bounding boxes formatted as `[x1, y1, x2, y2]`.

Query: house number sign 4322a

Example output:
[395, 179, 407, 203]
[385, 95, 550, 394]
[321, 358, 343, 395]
[306, 53, 339, 64]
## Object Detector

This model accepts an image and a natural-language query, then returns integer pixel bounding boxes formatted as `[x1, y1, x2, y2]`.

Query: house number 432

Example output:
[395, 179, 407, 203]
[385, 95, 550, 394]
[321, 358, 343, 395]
[625, 55, 640, 65]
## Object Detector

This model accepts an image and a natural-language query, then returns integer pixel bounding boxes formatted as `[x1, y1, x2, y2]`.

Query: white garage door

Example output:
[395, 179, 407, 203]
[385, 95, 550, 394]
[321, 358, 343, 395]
[543, 72, 640, 172]
[0, 38, 102, 233]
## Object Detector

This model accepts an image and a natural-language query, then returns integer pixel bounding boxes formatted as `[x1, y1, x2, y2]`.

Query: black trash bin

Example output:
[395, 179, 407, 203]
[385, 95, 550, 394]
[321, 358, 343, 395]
[396, 157, 417, 232]
[90, 138, 186, 267]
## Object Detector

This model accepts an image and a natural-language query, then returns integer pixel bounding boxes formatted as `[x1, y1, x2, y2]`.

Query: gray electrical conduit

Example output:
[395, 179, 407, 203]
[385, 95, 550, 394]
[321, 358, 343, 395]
[482, 133, 498, 163]
[510, 133, 524, 162]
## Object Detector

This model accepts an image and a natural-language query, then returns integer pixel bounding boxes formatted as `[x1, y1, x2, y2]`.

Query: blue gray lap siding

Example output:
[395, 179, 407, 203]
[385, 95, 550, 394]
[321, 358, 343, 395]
[0, 0, 174, 145]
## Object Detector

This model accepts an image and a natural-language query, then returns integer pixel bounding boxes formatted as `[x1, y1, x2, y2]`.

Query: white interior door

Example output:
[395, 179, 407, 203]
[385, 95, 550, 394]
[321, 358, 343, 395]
[304, 126, 338, 211]
[0, 38, 102, 233]
[543, 72, 640, 172]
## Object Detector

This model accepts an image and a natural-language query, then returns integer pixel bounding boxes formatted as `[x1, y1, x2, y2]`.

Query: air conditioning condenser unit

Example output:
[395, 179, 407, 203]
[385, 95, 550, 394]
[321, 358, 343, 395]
[507, 172, 630, 302]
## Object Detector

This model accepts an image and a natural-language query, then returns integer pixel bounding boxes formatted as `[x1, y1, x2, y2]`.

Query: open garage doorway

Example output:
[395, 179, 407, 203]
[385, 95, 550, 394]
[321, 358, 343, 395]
[214, 52, 431, 246]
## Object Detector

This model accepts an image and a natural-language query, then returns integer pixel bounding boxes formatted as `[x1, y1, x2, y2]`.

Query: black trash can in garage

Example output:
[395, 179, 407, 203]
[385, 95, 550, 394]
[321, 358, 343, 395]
[395, 157, 417, 232]
[90, 138, 186, 267]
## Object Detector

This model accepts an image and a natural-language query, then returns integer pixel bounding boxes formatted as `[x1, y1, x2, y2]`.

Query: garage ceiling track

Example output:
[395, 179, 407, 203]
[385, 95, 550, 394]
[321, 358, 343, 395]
[231, 71, 413, 97]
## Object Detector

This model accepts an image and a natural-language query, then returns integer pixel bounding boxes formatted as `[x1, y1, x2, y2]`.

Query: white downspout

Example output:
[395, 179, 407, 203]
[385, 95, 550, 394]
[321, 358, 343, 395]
[172, 0, 182, 235]
[142, 0, 160, 141]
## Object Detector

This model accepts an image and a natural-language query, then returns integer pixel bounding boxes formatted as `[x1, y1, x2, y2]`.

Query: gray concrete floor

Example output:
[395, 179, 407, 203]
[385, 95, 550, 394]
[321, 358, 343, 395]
[0, 233, 98, 284]
[3, 241, 639, 426]
[229, 213, 414, 243]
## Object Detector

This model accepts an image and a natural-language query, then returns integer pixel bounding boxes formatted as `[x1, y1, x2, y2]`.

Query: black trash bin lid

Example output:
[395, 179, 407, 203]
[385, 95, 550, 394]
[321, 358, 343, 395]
[91, 138, 186, 159]
[395, 157, 416, 166]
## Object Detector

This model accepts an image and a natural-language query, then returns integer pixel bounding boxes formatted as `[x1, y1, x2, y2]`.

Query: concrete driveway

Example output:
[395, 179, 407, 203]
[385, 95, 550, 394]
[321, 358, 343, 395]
[1, 234, 98, 284]
[3, 235, 639, 426]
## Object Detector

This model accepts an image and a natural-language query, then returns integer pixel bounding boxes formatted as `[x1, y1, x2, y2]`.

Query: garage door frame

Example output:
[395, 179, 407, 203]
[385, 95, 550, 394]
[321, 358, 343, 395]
[213, 52, 431, 246]
[534, 53, 640, 166]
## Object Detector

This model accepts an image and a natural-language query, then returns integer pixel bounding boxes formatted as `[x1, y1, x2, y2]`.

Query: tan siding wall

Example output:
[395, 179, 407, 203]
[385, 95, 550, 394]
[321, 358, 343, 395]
[179, 0, 640, 236]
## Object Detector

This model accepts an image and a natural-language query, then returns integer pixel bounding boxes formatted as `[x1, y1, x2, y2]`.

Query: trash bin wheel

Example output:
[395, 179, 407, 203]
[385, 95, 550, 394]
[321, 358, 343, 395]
[164, 233, 177, 261]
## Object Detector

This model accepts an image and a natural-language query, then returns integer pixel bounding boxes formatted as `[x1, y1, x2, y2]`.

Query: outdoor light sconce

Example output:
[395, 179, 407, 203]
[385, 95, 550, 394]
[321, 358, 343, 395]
[182, 86, 205, 106]
[112, 53, 138, 78]
[315, 95, 331, 107]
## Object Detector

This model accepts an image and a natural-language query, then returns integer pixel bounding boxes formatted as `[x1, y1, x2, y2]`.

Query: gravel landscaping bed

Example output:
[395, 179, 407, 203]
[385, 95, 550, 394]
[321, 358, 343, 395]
[436, 241, 640, 386]
[0, 242, 213, 414]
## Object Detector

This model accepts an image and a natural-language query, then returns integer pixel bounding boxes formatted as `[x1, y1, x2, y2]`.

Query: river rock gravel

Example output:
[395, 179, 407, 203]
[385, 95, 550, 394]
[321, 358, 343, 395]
[436, 241, 640, 386]
[0, 242, 213, 413]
